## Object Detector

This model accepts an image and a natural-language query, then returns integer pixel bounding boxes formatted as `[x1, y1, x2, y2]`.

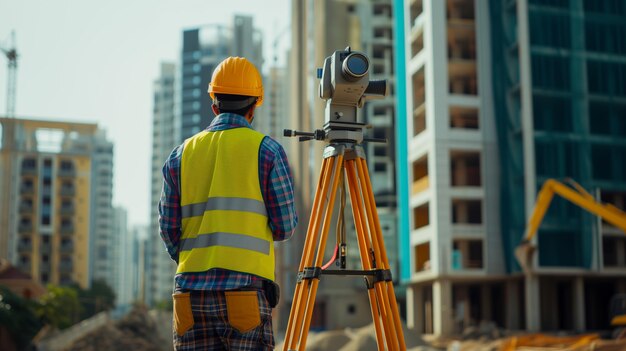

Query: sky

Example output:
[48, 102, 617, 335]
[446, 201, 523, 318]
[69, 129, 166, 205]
[0, 0, 291, 227]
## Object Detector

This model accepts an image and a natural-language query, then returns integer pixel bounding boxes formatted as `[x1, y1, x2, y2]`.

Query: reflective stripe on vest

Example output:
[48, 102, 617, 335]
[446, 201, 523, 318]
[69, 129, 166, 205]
[181, 197, 267, 218]
[176, 127, 275, 281]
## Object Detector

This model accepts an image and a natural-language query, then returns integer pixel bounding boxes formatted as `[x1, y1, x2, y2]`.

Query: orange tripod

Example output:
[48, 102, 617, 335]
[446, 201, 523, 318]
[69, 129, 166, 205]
[282, 140, 406, 351]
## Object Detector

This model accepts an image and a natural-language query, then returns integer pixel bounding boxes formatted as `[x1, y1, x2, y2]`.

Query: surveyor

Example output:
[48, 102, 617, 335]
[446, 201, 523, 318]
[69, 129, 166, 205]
[158, 56, 298, 350]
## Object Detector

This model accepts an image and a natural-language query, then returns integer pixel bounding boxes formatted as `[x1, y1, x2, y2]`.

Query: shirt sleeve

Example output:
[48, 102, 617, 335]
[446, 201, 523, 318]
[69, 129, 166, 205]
[260, 137, 298, 241]
[158, 144, 183, 262]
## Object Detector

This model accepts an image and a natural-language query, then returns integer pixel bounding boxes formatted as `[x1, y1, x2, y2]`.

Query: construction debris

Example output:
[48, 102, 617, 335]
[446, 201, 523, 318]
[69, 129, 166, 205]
[276, 323, 626, 351]
[65, 305, 168, 351]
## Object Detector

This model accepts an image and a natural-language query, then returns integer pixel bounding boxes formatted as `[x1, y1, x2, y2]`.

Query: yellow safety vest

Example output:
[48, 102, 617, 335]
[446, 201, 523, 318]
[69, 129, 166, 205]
[177, 127, 275, 281]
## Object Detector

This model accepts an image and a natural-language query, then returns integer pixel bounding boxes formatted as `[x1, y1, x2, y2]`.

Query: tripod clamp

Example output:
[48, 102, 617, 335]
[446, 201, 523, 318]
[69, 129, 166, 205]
[297, 266, 393, 290]
[284, 121, 387, 144]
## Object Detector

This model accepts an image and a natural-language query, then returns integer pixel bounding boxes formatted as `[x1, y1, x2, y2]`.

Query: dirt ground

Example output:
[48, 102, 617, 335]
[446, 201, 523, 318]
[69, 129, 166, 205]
[275, 322, 626, 351]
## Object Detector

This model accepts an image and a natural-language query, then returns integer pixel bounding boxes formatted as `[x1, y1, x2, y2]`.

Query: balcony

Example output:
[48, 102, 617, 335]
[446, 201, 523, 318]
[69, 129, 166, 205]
[59, 223, 74, 235]
[17, 241, 32, 252]
[19, 203, 34, 214]
[57, 168, 76, 178]
[18, 223, 33, 234]
[59, 186, 76, 197]
[20, 184, 35, 195]
[21, 165, 37, 176]
[39, 262, 51, 271]
[18, 262, 32, 273]
[59, 204, 75, 216]
[60, 243, 74, 254]
[59, 261, 73, 273]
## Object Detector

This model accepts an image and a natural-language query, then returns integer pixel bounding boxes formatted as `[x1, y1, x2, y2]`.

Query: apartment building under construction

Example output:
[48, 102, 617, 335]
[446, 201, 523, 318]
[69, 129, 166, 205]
[0, 117, 112, 289]
[396, 0, 626, 335]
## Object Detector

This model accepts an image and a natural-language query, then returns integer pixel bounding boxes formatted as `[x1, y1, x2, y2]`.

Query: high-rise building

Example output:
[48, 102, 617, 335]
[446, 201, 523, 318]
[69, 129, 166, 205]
[0, 118, 112, 289]
[132, 225, 149, 304]
[179, 26, 230, 141]
[258, 66, 288, 138]
[395, 0, 626, 335]
[112, 206, 135, 314]
[90, 129, 115, 288]
[178, 17, 264, 142]
[147, 62, 178, 306]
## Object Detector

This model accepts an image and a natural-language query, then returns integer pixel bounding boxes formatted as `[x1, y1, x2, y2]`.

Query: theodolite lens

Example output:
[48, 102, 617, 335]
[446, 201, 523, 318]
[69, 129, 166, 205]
[342, 53, 369, 80]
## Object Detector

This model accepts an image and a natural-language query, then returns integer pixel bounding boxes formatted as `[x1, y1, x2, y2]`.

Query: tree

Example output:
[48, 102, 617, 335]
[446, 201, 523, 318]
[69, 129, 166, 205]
[36, 284, 82, 329]
[0, 285, 43, 349]
[74, 279, 116, 320]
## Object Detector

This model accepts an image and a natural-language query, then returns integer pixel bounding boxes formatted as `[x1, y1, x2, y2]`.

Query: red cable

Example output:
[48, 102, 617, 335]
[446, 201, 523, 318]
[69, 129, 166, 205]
[321, 245, 339, 270]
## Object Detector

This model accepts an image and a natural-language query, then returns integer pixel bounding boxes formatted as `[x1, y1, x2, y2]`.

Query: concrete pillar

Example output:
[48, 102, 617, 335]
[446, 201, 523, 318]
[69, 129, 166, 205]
[433, 279, 453, 335]
[505, 280, 521, 330]
[481, 285, 492, 323]
[525, 275, 540, 332]
[407, 284, 424, 333]
[573, 277, 585, 331]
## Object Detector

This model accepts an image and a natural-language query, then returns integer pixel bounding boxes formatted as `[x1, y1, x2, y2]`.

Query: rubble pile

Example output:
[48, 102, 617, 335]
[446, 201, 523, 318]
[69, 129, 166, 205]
[65, 306, 167, 351]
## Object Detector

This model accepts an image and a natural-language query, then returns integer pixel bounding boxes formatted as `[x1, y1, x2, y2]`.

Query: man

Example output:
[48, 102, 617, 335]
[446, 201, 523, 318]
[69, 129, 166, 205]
[159, 56, 298, 350]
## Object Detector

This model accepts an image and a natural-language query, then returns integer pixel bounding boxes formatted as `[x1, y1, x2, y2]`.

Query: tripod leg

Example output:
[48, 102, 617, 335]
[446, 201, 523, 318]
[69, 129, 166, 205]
[283, 157, 331, 350]
[356, 158, 407, 350]
[344, 160, 392, 351]
[284, 153, 344, 351]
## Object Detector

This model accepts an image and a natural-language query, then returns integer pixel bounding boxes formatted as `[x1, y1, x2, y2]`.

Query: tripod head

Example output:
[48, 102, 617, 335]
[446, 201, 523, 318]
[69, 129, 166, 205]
[284, 47, 388, 143]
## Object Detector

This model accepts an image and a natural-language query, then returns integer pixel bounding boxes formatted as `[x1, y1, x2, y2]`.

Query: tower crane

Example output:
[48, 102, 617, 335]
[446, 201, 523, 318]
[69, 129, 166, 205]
[1, 31, 18, 118]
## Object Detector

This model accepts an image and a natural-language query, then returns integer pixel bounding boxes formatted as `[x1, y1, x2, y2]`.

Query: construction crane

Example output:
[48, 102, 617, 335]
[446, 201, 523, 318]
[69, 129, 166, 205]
[1, 31, 18, 118]
[515, 178, 626, 337]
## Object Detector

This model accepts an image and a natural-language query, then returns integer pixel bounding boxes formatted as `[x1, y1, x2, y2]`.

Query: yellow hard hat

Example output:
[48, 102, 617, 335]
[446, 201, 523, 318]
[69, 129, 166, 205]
[208, 57, 264, 107]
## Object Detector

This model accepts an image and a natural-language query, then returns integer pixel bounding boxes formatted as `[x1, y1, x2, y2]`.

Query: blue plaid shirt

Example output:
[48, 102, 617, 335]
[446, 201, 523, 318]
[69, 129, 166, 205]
[159, 113, 298, 290]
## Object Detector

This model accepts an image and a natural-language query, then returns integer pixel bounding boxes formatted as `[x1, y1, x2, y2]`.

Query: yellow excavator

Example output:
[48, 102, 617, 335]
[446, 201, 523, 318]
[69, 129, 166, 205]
[514, 178, 626, 337]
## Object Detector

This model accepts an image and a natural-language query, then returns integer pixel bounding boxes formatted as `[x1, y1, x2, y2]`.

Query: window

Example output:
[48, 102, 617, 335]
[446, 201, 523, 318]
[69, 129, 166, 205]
[603, 236, 626, 267]
[589, 102, 626, 137]
[413, 203, 429, 229]
[59, 160, 74, 170]
[450, 151, 481, 186]
[450, 107, 479, 129]
[415, 242, 431, 272]
[452, 199, 482, 224]
[584, 0, 626, 15]
[532, 54, 570, 91]
[533, 95, 572, 132]
[412, 155, 429, 194]
[374, 147, 387, 157]
[412, 67, 426, 135]
[587, 60, 626, 97]
[529, 12, 570, 48]
[452, 239, 484, 269]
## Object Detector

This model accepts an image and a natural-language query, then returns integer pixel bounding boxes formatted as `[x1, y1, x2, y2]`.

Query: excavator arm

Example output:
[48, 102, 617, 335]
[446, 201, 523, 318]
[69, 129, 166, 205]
[515, 178, 626, 272]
